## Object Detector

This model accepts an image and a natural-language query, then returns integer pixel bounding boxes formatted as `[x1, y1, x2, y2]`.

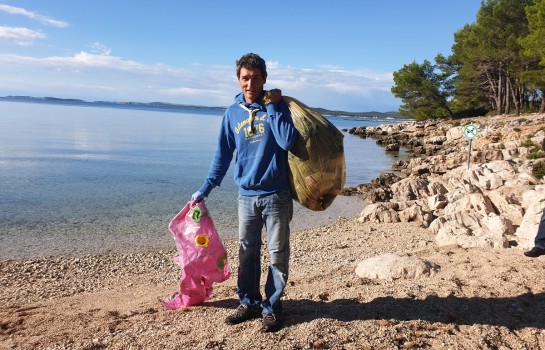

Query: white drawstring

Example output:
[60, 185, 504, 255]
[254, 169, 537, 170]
[239, 103, 260, 136]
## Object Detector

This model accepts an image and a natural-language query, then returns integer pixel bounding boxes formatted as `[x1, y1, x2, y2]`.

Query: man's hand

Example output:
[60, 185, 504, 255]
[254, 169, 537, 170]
[191, 191, 204, 203]
[263, 89, 282, 104]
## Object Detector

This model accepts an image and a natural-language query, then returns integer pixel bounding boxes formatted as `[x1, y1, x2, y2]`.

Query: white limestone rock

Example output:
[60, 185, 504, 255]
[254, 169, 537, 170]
[355, 253, 439, 280]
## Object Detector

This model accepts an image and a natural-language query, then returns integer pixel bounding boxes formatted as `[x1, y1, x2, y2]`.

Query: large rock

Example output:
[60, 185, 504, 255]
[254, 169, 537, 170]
[470, 160, 517, 190]
[446, 126, 464, 142]
[471, 150, 506, 163]
[441, 193, 496, 216]
[433, 216, 510, 249]
[426, 193, 448, 211]
[429, 190, 513, 249]
[390, 177, 448, 202]
[515, 186, 545, 249]
[486, 190, 525, 225]
[355, 253, 439, 280]
[385, 143, 400, 151]
[398, 203, 434, 227]
[358, 203, 400, 223]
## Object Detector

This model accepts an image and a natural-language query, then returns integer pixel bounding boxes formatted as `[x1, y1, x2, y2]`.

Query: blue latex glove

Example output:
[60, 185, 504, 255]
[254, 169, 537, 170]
[191, 190, 205, 202]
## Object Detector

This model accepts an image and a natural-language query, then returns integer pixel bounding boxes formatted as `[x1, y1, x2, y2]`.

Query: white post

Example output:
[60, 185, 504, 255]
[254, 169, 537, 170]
[467, 139, 472, 170]
[463, 124, 478, 172]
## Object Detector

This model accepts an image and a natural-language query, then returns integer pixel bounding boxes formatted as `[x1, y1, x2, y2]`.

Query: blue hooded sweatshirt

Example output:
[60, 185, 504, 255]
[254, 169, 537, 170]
[198, 92, 299, 196]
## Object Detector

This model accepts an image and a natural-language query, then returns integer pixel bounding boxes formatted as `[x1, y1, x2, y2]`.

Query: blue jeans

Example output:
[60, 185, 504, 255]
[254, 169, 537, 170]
[236, 190, 293, 314]
[534, 208, 545, 249]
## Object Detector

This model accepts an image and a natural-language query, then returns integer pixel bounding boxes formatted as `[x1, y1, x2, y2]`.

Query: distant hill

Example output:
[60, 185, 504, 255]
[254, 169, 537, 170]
[0, 95, 226, 113]
[313, 107, 403, 119]
[0, 95, 404, 118]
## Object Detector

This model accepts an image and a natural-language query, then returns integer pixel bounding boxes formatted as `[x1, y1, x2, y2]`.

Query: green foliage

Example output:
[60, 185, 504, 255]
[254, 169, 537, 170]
[523, 135, 545, 158]
[532, 161, 545, 179]
[392, 0, 545, 118]
[519, 0, 545, 112]
[457, 0, 529, 115]
[520, 0, 545, 64]
[528, 149, 545, 159]
[522, 138, 535, 148]
[521, 127, 545, 157]
[391, 59, 454, 120]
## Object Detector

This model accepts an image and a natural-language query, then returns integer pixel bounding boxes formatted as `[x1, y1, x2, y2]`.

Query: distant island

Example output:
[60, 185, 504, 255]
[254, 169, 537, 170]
[0, 95, 405, 119]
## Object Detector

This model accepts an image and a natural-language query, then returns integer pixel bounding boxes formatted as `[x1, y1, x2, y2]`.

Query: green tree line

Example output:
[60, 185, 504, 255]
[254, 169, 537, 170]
[391, 0, 545, 120]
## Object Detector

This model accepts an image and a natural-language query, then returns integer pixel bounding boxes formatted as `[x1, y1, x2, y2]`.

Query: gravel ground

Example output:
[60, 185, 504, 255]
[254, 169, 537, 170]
[2, 218, 545, 349]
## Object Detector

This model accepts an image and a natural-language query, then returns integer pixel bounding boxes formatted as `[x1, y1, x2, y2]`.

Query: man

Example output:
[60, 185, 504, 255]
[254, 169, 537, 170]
[524, 207, 545, 257]
[191, 53, 299, 332]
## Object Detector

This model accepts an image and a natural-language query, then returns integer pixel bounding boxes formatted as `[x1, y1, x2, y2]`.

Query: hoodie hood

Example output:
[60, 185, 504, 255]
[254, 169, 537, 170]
[234, 91, 264, 108]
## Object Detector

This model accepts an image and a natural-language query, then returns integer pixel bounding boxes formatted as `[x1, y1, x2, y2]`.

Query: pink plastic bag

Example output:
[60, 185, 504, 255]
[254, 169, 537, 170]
[163, 201, 230, 308]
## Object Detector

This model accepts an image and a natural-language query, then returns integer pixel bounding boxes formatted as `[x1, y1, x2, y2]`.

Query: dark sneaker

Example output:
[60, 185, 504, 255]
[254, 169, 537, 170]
[262, 313, 284, 333]
[225, 304, 261, 325]
[524, 246, 545, 258]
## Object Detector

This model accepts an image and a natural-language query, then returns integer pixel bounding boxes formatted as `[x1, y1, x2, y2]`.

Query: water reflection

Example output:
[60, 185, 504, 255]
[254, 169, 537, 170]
[0, 101, 410, 259]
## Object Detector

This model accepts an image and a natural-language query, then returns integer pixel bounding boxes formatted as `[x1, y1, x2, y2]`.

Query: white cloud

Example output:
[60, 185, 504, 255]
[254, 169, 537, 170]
[0, 51, 163, 73]
[161, 87, 233, 106]
[0, 26, 45, 46]
[268, 66, 394, 96]
[0, 4, 69, 28]
[88, 42, 112, 56]
[162, 87, 225, 96]
[266, 60, 280, 69]
[0, 52, 399, 111]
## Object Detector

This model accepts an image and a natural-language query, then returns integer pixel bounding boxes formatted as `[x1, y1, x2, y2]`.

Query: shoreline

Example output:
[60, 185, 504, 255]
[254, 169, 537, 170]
[0, 194, 364, 261]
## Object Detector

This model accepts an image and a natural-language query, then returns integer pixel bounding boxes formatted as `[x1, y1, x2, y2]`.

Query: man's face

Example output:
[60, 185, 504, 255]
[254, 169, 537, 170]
[238, 67, 265, 104]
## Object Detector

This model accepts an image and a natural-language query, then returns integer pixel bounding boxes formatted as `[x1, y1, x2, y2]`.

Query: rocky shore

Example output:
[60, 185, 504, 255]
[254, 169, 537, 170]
[2, 114, 545, 349]
[343, 113, 545, 250]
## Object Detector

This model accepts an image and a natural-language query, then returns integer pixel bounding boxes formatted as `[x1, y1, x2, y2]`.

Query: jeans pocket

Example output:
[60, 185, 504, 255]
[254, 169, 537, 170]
[273, 190, 291, 204]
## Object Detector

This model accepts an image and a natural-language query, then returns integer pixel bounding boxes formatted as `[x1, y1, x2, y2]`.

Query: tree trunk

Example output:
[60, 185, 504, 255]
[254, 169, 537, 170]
[516, 84, 523, 116]
[441, 103, 455, 118]
[504, 75, 510, 115]
[518, 85, 524, 115]
[507, 74, 523, 117]
[497, 68, 502, 115]
[507, 74, 522, 116]
[486, 69, 501, 114]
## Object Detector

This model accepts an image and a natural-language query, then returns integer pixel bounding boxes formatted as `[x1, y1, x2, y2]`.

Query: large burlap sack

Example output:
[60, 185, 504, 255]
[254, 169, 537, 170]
[283, 96, 346, 211]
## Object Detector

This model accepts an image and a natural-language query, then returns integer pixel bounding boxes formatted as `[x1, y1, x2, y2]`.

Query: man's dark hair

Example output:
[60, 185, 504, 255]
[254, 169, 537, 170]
[236, 53, 267, 79]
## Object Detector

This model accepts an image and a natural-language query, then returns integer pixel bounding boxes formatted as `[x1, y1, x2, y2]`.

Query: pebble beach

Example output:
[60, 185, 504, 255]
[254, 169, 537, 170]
[3, 113, 545, 349]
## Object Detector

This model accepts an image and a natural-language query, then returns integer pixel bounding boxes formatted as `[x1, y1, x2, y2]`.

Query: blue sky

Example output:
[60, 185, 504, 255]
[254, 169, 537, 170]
[0, 1, 482, 112]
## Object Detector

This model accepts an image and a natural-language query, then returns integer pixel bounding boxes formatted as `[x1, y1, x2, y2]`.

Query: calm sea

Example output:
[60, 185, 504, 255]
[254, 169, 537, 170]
[0, 101, 409, 259]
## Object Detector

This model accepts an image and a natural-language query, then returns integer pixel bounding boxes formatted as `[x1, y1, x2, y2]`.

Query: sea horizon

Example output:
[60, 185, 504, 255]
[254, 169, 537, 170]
[0, 95, 406, 121]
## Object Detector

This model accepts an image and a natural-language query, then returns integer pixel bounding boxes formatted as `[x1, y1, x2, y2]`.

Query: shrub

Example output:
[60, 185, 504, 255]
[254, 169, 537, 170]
[532, 161, 545, 179]
[528, 148, 545, 159]
[522, 139, 536, 148]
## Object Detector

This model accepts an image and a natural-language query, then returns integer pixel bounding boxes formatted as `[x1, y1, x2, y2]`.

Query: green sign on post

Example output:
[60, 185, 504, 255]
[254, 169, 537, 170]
[463, 124, 478, 140]
[463, 124, 478, 169]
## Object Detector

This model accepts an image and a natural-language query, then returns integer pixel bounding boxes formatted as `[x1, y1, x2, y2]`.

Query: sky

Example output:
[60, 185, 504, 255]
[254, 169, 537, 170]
[0, 1, 483, 112]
